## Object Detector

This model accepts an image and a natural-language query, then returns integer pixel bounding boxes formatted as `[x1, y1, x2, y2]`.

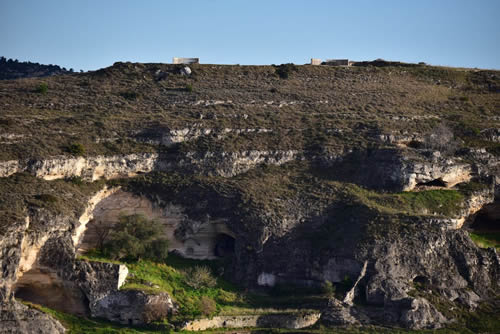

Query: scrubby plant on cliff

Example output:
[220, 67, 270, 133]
[104, 213, 169, 261]
[35, 82, 48, 94]
[184, 265, 217, 289]
[197, 296, 217, 316]
[274, 63, 298, 79]
[66, 142, 85, 156]
[423, 123, 457, 153]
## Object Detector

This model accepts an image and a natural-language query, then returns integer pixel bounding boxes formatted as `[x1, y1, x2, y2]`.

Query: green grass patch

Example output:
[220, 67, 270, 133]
[396, 189, 464, 216]
[22, 301, 162, 333]
[79, 251, 326, 322]
[469, 232, 500, 250]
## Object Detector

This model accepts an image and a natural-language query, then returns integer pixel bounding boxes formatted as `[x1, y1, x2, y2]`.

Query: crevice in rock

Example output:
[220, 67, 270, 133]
[416, 178, 447, 188]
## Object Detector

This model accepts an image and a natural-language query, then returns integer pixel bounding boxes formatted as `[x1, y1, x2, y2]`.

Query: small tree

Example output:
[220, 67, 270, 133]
[274, 63, 298, 79]
[36, 83, 48, 94]
[143, 299, 170, 323]
[423, 123, 456, 153]
[197, 296, 216, 316]
[321, 280, 336, 297]
[89, 220, 113, 253]
[104, 214, 168, 261]
[67, 143, 85, 156]
[184, 266, 217, 289]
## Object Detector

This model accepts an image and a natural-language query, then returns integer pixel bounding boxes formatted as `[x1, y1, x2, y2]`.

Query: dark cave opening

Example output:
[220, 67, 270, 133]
[413, 275, 429, 285]
[214, 234, 235, 258]
[416, 178, 447, 188]
[470, 201, 500, 231]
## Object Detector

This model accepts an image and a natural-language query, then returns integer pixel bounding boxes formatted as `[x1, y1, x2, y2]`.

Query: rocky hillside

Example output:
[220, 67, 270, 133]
[0, 61, 499, 333]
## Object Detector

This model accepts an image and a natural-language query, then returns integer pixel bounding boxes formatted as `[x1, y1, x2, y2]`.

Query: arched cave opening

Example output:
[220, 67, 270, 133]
[470, 201, 500, 231]
[14, 268, 90, 316]
[214, 234, 235, 258]
[413, 275, 429, 285]
[416, 178, 447, 188]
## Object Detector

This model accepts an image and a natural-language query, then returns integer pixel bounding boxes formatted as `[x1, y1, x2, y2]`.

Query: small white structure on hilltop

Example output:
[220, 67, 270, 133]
[311, 58, 322, 65]
[173, 57, 199, 64]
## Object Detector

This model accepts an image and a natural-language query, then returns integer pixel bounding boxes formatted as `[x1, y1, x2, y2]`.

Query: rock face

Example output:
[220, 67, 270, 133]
[320, 148, 473, 191]
[0, 153, 159, 180]
[92, 290, 176, 325]
[0, 144, 498, 331]
[181, 312, 321, 331]
[0, 150, 298, 180]
[0, 300, 65, 334]
[321, 299, 359, 326]
[0, 187, 173, 330]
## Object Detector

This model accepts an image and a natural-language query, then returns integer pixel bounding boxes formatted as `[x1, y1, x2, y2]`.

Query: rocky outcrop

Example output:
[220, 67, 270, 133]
[173, 150, 298, 177]
[0, 153, 159, 180]
[136, 126, 273, 146]
[321, 299, 360, 326]
[319, 148, 472, 191]
[0, 150, 298, 181]
[74, 261, 129, 308]
[181, 312, 320, 331]
[399, 298, 448, 329]
[0, 300, 65, 334]
[92, 290, 176, 325]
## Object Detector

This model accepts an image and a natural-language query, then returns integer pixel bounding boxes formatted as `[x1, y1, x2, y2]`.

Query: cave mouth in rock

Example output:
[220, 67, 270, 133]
[14, 268, 90, 316]
[470, 201, 500, 231]
[214, 234, 235, 258]
[416, 178, 447, 188]
[413, 275, 429, 285]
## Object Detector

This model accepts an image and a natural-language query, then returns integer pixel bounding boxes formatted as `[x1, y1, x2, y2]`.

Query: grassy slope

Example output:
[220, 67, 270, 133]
[0, 63, 498, 160]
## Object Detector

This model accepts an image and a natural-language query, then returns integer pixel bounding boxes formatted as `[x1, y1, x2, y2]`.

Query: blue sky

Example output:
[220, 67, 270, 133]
[1, 0, 499, 70]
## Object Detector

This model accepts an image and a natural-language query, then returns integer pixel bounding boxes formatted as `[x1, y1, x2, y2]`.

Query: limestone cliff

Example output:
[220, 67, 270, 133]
[0, 62, 499, 332]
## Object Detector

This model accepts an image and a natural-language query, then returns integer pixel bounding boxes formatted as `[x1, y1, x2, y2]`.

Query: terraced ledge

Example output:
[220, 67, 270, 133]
[181, 312, 321, 331]
[0, 150, 299, 180]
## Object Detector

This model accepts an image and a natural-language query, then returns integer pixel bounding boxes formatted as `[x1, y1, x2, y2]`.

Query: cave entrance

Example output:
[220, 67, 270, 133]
[214, 234, 235, 258]
[469, 201, 500, 249]
[413, 275, 429, 285]
[416, 178, 447, 188]
[14, 267, 90, 316]
[470, 201, 500, 231]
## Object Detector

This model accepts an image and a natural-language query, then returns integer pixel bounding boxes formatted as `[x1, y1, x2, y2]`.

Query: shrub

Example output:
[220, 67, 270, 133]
[119, 91, 139, 100]
[104, 214, 169, 261]
[423, 123, 457, 153]
[184, 266, 217, 289]
[67, 143, 85, 156]
[321, 280, 335, 297]
[197, 296, 216, 316]
[36, 83, 48, 94]
[65, 175, 83, 185]
[274, 63, 298, 79]
[143, 299, 171, 323]
[185, 84, 193, 92]
[36, 194, 58, 203]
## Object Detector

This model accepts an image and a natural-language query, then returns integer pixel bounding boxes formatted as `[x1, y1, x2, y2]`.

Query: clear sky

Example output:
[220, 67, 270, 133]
[1, 0, 499, 71]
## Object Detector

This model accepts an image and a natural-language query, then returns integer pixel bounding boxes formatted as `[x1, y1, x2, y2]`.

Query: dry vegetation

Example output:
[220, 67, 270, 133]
[0, 62, 498, 160]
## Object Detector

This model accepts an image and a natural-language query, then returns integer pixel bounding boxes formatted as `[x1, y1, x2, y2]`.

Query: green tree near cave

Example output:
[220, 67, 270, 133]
[104, 213, 168, 262]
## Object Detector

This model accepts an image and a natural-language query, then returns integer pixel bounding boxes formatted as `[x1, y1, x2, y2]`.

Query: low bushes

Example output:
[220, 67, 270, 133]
[103, 214, 169, 262]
